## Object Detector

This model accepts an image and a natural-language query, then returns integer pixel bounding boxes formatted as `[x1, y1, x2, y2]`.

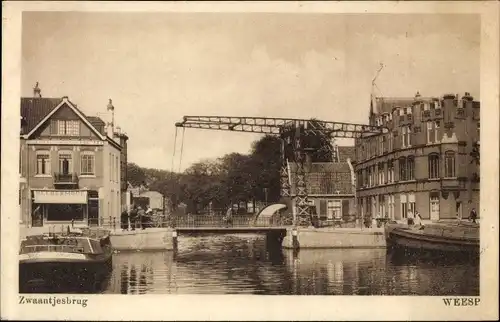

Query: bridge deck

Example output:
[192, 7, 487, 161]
[175, 226, 287, 234]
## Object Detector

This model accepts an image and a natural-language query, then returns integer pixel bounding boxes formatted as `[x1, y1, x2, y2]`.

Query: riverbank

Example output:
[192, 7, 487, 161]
[19, 224, 388, 251]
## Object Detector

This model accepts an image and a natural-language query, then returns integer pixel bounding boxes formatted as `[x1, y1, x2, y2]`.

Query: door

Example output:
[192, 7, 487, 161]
[88, 199, 99, 226]
[31, 204, 43, 227]
[430, 196, 440, 221]
[456, 201, 463, 220]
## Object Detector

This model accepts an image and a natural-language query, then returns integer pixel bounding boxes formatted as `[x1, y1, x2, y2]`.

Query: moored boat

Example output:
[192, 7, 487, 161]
[19, 227, 113, 293]
[384, 220, 479, 257]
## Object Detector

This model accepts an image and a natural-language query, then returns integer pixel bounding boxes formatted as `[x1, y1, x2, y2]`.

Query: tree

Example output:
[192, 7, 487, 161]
[127, 163, 147, 187]
[249, 135, 282, 202]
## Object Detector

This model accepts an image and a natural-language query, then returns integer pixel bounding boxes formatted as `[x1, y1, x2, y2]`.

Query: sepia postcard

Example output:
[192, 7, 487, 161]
[1, 1, 499, 321]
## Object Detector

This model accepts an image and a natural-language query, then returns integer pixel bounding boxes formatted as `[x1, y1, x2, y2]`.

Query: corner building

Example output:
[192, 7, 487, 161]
[19, 85, 128, 227]
[354, 92, 480, 222]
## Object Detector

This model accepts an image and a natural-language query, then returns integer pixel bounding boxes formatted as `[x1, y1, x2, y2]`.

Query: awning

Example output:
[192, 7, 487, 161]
[34, 190, 88, 204]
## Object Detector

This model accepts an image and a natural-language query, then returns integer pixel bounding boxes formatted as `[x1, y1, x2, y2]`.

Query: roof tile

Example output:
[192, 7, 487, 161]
[289, 162, 354, 195]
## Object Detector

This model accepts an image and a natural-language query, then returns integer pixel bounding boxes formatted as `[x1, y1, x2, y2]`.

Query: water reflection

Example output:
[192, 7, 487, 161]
[104, 234, 479, 296]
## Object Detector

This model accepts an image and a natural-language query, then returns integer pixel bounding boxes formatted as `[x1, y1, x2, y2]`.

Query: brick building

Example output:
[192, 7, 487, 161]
[19, 84, 128, 227]
[289, 146, 356, 225]
[353, 92, 480, 223]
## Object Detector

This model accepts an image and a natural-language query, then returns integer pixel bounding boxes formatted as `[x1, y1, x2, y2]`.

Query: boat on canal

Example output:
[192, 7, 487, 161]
[19, 227, 113, 293]
[384, 220, 479, 257]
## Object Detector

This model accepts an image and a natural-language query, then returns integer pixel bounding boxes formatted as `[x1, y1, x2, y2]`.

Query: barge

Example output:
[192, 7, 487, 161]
[384, 220, 479, 257]
[19, 227, 113, 293]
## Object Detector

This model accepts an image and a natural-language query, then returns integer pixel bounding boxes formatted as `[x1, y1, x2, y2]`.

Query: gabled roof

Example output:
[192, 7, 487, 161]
[86, 116, 106, 136]
[21, 97, 106, 140]
[20, 98, 61, 135]
[289, 162, 354, 195]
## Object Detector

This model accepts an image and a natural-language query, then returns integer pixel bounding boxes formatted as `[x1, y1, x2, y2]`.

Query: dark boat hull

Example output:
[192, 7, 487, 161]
[19, 256, 112, 293]
[385, 224, 479, 258]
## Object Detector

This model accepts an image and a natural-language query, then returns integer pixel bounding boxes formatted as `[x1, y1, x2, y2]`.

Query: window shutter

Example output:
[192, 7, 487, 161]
[342, 200, 349, 217]
[319, 199, 327, 217]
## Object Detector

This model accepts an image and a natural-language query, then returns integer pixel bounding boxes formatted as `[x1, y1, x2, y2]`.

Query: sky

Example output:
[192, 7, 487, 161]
[22, 12, 480, 171]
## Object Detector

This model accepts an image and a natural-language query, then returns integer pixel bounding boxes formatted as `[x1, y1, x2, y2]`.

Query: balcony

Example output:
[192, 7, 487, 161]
[456, 108, 466, 118]
[53, 172, 79, 186]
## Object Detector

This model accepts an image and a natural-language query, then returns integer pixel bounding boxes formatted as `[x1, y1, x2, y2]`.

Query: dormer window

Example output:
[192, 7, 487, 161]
[50, 120, 80, 136]
[405, 107, 412, 115]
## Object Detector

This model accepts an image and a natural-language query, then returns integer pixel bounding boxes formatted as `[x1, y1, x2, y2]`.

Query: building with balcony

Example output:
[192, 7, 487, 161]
[353, 91, 480, 223]
[19, 84, 128, 227]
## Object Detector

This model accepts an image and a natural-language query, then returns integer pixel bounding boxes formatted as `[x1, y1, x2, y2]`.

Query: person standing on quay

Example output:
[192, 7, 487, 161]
[138, 206, 146, 230]
[469, 208, 478, 223]
[129, 205, 138, 231]
[121, 205, 129, 231]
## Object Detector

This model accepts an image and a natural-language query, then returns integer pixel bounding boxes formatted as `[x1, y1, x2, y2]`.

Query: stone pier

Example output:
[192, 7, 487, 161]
[282, 227, 386, 249]
[110, 228, 175, 251]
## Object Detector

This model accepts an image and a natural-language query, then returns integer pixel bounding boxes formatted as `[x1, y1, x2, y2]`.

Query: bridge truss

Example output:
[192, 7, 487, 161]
[175, 116, 386, 227]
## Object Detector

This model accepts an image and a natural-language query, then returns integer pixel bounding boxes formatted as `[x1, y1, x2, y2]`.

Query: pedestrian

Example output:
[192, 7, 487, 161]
[129, 205, 138, 231]
[138, 206, 146, 230]
[414, 211, 423, 228]
[469, 208, 478, 223]
[120, 206, 129, 231]
[407, 209, 414, 226]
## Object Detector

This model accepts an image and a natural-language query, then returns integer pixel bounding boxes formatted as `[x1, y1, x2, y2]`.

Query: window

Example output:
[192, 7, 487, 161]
[327, 200, 342, 220]
[109, 153, 113, 182]
[378, 195, 385, 218]
[428, 154, 440, 179]
[408, 193, 416, 216]
[378, 136, 383, 155]
[51, 120, 80, 136]
[399, 108, 404, 116]
[399, 157, 407, 181]
[445, 151, 456, 177]
[407, 157, 415, 180]
[388, 133, 393, 152]
[368, 167, 372, 187]
[36, 153, 50, 175]
[378, 163, 385, 184]
[401, 126, 411, 148]
[374, 165, 378, 185]
[434, 121, 440, 143]
[58, 153, 72, 174]
[387, 160, 394, 183]
[427, 121, 440, 144]
[400, 194, 408, 219]
[116, 156, 119, 182]
[81, 153, 95, 175]
[399, 193, 415, 220]
[388, 195, 395, 219]
[427, 121, 434, 144]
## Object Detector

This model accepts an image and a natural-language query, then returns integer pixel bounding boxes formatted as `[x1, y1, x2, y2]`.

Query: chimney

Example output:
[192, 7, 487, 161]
[33, 82, 42, 98]
[106, 99, 115, 138]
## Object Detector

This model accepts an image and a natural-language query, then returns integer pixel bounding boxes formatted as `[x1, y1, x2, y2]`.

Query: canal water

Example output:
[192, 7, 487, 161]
[96, 234, 478, 296]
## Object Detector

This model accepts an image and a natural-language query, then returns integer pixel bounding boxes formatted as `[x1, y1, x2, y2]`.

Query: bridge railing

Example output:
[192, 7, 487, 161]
[85, 213, 292, 230]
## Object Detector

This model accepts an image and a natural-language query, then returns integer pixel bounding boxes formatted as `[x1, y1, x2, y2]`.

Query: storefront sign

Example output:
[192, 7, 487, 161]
[34, 190, 88, 204]
[27, 139, 104, 146]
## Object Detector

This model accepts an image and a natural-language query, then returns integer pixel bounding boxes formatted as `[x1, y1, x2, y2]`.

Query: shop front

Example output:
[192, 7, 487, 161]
[31, 190, 89, 226]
